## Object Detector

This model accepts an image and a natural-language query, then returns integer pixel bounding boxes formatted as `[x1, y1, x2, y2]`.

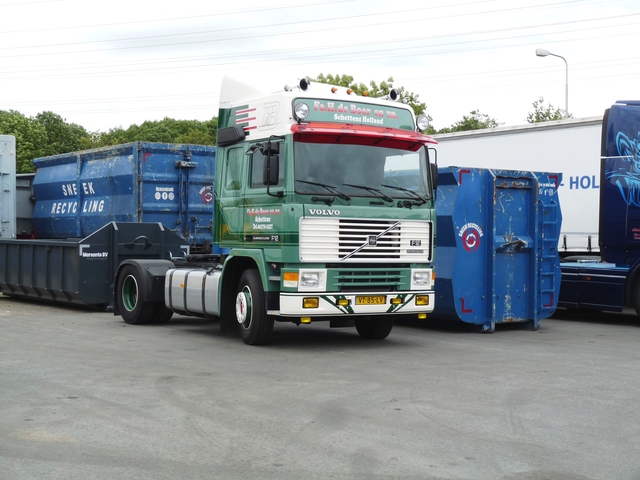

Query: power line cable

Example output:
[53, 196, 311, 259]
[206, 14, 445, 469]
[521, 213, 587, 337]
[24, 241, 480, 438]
[0, 0, 604, 57]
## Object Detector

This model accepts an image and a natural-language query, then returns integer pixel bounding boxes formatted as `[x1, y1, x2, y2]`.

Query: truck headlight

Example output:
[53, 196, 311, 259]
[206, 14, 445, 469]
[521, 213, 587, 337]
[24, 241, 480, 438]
[411, 269, 433, 290]
[300, 272, 319, 287]
[298, 269, 327, 292]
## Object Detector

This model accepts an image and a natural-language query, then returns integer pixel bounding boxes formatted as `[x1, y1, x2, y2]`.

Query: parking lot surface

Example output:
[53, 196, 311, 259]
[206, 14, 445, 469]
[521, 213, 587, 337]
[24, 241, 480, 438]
[1, 296, 639, 480]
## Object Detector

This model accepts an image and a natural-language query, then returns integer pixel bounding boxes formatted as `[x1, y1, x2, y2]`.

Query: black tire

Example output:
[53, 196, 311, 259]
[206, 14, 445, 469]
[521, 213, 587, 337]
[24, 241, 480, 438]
[236, 269, 274, 345]
[355, 315, 394, 340]
[116, 265, 157, 325]
[152, 303, 173, 324]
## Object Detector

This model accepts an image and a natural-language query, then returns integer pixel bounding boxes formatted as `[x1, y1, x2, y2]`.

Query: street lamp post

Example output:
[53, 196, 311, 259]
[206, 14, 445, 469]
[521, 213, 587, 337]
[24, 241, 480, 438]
[536, 48, 568, 115]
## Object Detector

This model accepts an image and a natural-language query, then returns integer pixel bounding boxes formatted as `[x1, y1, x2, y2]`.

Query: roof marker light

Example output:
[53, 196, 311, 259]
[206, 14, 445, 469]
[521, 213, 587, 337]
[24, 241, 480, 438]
[299, 78, 311, 91]
[331, 87, 338, 94]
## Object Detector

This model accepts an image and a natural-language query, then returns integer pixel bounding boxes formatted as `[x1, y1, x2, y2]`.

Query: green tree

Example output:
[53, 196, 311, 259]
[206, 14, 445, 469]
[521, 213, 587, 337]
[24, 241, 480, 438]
[93, 117, 217, 147]
[313, 74, 429, 118]
[437, 110, 503, 133]
[134, 121, 175, 143]
[0, 110, 95, 172]
[315, 73, 358, 89]
[177, 128, 213, 145]
[36, 111, 92, 155]
[0, 110, 48, 173]
[94, 126, 131, 147]
[526, 97, 572, 123]
[203, 117, 218, 145]
[1, 111, 218, 171]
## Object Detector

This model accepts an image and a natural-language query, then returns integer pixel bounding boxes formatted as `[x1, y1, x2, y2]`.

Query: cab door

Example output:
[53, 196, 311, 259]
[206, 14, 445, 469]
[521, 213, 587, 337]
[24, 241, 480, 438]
[242, 141, 286, 247]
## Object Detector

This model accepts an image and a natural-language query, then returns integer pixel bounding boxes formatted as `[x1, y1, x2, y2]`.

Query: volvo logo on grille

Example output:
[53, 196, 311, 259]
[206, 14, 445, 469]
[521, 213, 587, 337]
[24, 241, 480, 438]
[309, 208, 340, 216]
[341, 221, 401, 261]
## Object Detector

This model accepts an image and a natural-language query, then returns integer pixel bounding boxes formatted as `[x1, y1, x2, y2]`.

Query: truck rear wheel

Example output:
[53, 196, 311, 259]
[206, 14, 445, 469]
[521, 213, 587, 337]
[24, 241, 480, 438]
[154, 304, 173, 324]
[355, 315, 394, 340]
[117, 265, 157, 325]
[236, 269, 274, 345]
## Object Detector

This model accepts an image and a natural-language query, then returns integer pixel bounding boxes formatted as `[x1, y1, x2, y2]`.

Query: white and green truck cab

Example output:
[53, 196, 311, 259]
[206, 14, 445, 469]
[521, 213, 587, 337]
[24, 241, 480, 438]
[114, 77, 438, 345]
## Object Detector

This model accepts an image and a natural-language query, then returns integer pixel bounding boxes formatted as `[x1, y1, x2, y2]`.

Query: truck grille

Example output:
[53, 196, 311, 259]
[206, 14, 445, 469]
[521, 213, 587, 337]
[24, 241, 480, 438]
[335, 268, 405, 290]
[299, 217, 432, 263]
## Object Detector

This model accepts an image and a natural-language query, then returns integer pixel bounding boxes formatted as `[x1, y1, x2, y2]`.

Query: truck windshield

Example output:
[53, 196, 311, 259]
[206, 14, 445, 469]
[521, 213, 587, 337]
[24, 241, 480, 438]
[294, 141, 430, 200]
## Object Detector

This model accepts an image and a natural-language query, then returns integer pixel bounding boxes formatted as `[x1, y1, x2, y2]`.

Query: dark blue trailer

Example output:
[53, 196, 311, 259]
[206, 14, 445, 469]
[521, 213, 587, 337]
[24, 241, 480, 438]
[559, 101, 640, 314]
[433, 167, 562, 331]
[0, 137, 209, 308]
[0, 222, 189, 308]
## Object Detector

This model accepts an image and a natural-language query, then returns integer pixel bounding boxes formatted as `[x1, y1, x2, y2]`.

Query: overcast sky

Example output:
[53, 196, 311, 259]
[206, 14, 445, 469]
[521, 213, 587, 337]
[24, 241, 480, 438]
[1, 0, 638, 133]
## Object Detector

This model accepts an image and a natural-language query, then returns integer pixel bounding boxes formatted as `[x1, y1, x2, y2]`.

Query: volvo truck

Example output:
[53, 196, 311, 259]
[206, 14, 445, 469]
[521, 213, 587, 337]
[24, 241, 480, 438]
[112, 77, 438, 344]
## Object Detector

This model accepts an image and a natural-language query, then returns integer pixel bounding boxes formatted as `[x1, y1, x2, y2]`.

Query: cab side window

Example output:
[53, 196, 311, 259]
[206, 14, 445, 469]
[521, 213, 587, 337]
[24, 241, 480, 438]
[225, 148, 242, 191]
[249, 144, 284, 188]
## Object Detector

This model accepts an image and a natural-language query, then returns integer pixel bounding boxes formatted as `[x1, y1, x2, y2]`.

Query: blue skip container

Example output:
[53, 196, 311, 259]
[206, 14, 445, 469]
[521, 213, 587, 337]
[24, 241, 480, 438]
[32, 142, 215, 251]
[433, 167, 562, 331]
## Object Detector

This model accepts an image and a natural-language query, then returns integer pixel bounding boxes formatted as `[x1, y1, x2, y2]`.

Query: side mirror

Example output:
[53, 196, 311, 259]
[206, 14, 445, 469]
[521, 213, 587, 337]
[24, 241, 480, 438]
[430, 162, 438, 194]
[428, 146, 438, 200]
[217, 125, 246, 147]
[263, 154, 279, 186]
[262, 141, 280, 156]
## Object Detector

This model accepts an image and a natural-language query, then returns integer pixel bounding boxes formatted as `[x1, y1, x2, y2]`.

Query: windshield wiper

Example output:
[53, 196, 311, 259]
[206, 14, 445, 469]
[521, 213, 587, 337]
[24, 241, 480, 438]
[342, 183, 394, 203]
[381, 183, 428, 208]
[311, 195, 336, 206]
[296, 180, 351, 201]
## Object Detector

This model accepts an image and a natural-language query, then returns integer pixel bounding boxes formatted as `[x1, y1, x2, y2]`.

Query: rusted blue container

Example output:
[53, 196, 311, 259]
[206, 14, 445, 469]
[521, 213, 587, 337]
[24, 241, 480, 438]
[433, 167, 562, 331]
[31, 142, 215, 251]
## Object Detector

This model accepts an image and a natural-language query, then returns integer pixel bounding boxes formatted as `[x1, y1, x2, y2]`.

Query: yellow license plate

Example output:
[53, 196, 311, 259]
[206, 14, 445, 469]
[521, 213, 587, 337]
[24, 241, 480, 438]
[355, 295, 386, 305]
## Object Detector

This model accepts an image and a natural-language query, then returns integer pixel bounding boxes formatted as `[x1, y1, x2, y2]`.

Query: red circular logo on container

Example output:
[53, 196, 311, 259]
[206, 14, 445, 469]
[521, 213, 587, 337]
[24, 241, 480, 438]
[200, 186, 213, 204]
[459, 223, 484, 253]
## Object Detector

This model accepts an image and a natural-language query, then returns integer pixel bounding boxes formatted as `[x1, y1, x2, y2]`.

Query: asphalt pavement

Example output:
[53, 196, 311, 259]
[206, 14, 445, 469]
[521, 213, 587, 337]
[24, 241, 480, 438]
[1, 296, 639, 480]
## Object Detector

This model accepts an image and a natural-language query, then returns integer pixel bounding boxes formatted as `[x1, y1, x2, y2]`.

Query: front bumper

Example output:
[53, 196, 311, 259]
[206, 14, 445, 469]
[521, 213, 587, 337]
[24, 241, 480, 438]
[272, 290, 435, 316]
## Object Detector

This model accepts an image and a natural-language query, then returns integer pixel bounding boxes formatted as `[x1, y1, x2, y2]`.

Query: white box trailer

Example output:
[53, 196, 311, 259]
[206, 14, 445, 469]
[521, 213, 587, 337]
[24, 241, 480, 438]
[433, 117, 602, 254]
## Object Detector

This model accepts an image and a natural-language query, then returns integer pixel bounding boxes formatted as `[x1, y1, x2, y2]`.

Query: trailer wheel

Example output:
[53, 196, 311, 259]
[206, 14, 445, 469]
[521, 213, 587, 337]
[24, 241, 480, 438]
[355, 315, 394, 340]
[235, 269, 274, 345]
[117, 265, 156, 325]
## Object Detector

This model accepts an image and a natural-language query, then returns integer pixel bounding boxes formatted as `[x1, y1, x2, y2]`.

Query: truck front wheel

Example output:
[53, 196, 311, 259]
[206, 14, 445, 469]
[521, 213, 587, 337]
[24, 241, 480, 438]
[355, 315, 394, 340]
[236, 269, 274, 345]
[117, 265, 157, 325]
